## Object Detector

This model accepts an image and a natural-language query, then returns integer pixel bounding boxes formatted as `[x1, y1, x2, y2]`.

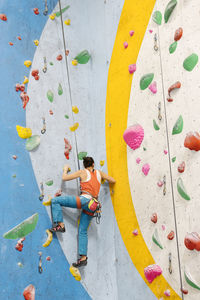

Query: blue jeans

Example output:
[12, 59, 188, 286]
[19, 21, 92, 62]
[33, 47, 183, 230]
[51, 195, 93, 256]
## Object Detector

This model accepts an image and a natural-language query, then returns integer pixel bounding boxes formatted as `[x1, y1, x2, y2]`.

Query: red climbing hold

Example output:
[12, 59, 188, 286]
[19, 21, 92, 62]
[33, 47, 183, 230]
[12, 155, 17, 160]
[31, 69, 39, 77]
[181, 288, 188, 295]
[46, 256, 51, 261]
[23, 284, 35, 300]
[33, 8, 39, 15]
[178, 161, 185, 173]
[167, 98, 173, 102]
[57, 54, 63, 61]
[20, 92, 29, 109]
[17, 36, 22, 40]
[167, 231, 175, 240]
[167, 81, 181, 102]
[65, 50, 69, 56]
[151, 213, 157, 224]
[54, 189, 62, 197]
[0, 14, 7, 21]
[49, 110, 53, 115]
[184, 132, 200, 151]
[15, 83, 25, 92]
[15, 237, 25, 252]
[9, 42, 13, 46]
[64, 138, 72, 160]
[184, 232, 200, 251]
[174, 27, 183, 41]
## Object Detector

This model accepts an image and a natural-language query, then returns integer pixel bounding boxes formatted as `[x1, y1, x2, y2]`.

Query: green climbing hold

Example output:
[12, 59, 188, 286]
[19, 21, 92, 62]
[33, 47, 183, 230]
[55, 5, 70, 17]
[164, 0, 177, 23]
[172, 157, 176, 163]
[26, 135, 40, 151]
[75, 50, 91, 64]
[45, 180, 53, 186]
[169, 41, 177, 54]
[184, 267, 200, 290]
[177, 177, 190, 200]
[12, 174, 16, 178]
[143, 147, 147, 151]
[58, 83, 63, 96]
[153, 120, 160, 131]
[153, 11, 162, 25]
[78, 152, 87, 160]
[172, 115, 183, 135]
[140, 73, 154, 90]
[3, 213, 39, 239]
[47, 90, 54, 103]
[152, 228, 163, 249]
[183, 54, 198, 71]
[64, 115, 69, 119]
[49, 62, 53, 66]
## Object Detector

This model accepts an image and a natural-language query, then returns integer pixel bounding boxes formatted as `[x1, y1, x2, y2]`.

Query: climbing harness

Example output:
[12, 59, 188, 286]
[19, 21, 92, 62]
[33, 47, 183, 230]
[38, 251, 43, 273]
[41, 117, 46, 134]
[42, 57, 47, 73]
[39, 182, 44, 201]
[154, 33, 158, 51]
[168, 252, 172, 274]
[43, 0, 48, 16]
[158, 102, 162, 121]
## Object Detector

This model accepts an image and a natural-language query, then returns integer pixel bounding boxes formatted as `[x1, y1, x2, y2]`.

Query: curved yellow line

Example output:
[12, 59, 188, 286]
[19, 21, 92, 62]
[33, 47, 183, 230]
[105, 0, 181, 298]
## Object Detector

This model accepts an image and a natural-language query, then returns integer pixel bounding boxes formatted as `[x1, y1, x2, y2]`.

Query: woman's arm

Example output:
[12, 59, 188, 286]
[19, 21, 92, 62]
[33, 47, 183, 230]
[62, 165, 82, 181]
[99, 170, 116, 184]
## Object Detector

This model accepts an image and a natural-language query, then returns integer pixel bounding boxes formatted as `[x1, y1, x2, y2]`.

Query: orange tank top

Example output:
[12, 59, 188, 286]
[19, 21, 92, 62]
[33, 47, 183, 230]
[80, 169, 101, 198]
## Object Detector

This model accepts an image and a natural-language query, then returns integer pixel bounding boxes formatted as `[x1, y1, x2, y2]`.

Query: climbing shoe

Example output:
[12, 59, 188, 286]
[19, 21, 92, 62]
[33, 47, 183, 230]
[72, 257, 88, 268]
[49, 224, 65, 233]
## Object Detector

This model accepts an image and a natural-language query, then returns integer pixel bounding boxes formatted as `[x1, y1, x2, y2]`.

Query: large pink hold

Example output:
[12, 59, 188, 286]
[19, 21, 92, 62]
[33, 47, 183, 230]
[144, 264, 162, 283]
[123, 124, 144, 150]
[23, 284, 35, 300]
[142, 163, 150, 176]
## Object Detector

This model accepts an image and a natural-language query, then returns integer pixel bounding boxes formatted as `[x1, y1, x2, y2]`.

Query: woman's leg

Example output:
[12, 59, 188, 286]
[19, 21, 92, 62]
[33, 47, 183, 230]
[78, 212, 93, 257]
[51, 195, 77, 223]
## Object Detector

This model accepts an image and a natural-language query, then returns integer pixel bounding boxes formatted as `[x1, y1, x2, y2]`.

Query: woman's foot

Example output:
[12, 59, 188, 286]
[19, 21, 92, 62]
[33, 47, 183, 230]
[49, 224, 65, 233]
[72, 257, 88, 268]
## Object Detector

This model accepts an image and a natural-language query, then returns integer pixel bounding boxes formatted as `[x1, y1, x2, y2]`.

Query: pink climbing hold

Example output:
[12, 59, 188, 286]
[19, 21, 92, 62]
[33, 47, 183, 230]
[132, 229, 138, 236]
[129, 30, 134, 36]
[144, 264, 162, 283]
[149, 29, 153, 33]
[157, 180, 163, 187]
[128, 64, 136, 74]
[148, 81, 157, 94]
[164, 289, 171, 297]
[123, 42, 128, 49]
[23, 284, 35, 300]
[142, 163, 150, 176]
[164, 150, 168, 155]
[136, 158, 141, 164]
[123, 124, 144, 150]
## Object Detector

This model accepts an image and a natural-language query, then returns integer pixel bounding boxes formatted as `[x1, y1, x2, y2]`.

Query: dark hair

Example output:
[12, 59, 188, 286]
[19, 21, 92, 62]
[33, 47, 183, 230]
[83, 157, 94, 168]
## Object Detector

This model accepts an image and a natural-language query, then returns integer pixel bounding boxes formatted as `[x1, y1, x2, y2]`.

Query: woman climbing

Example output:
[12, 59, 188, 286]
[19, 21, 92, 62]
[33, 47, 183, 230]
[49, 156, 116, 267]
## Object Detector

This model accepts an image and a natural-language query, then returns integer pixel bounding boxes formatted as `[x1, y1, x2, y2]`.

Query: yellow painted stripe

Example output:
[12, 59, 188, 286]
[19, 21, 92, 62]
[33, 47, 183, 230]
[105, 0, 181, 299]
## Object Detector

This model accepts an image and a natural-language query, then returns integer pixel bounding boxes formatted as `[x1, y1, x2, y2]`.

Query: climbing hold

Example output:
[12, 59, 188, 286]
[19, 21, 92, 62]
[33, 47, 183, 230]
[18, 262, 23, 267]
[69, 266, 81, 281]
[42, 196, 52, 206]
[72, 106, 79, 114]
[181, 288, 188, 295]
[184, 232, 200, 251]
[157, 181, 163, 187]
[24, 60, 32, 68]
[65, 50, 69, 56]
[47, 90, 54, 102]
[172, 115, 183, 135]
[169, 41, 177, 54]
[12, 174, 16, 178]
[12, 155, 17, 160]
[34, 40, 39, 46]
[74, 50, 91, 64]
[64, 138, 72, 160]
[167, 231, 175, 240]
[140, 73, 154, 90]
[15, 83, 25, 92]
[174, 27, 183, 41]
[31, 69, 39, 80]
[17, 36, 22, 40]
[184, 267, 200, 290]
[132, 229, 138, 236]
[100, 160, 105, 166]
[142, 164, 150, 176]
[136, 158, 141, 164]
[143, 147, 146, 151]
[149, 82, 157, 94]
[149, 29, 153, 33]
[64, 114, 69, 119]
[164, 150, 168, 155]
[70, 123, 79, 132]
[178, 161, 185, 173]
[49, 110, 53, 115]
[164, 0, 177, 23]
[153, 120, 160, 131]
[144, 264, 162, 283]
[177, 177, 190, 200]
[164, 289, 170, 297]
[57, 54, 63, 61]
[46, 256, 51, 261]
[26, 135, 40, 151]
[167, 81, 181, 102]
[3, 213, 38, 239]
[55, 5, 70, 17]
[0, 14, 7, 21]
[129, 30, 134, 36]
[54, 190, 62, 197]
[64, 19, 71, 25]
[23, 76, 29, 84]
[49, 14, 56, 20]
[152, 228, 163, 249]
[20, 92, 30, 109]
[16, 125, 32, 139]
[162, 225, 166, 231]
[123, 42, 128, 49]
[15, 237, 25, 252]
[151, 213, 157, 224]
[172, 157, 176, 163]
[78, 152, 87, 160]
[33, 8, 39, 15]
[123, 124, 144, 150]
[72, 59, 78, 66]
[128, 64, 136, 74]
[45, 180, 53, 186]
[9, 42, 13, 46]
[183, 54, 198, 71]
[184, 132, 200, 151]
[43, 229, 53, 248]
[58, 83, 63, 95]
[152, 11, 162, 25]
[23, 284, 35, 300]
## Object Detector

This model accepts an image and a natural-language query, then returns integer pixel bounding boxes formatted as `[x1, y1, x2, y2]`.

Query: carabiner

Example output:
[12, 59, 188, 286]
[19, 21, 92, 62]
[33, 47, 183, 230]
[41, 117, 46, 134]
[43, 57, 47, 73]
[38, 252, 43, 274]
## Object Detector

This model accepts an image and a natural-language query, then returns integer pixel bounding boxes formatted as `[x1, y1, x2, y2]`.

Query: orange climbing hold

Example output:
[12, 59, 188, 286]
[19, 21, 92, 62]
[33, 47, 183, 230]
[184, 232, 200, 251]
[0, 14, 7, 21]
[57, 54, 63, 61]
[174, 27, 183, 41]
[184, 132, 200, 151]
[9, 42, 13, 46]
[23, 284, 35, 300]
[20, 92, 29, 109]
[33, 8, 39, 15]
[167, 81, 181, 102]
[17, 36, 22, 40]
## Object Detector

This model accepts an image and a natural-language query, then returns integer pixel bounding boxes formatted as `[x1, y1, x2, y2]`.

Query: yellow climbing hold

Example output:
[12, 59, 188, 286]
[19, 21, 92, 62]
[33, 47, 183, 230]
[49, 13, 56, 20]
[70, 123, 79, 132]
[16, 125, 32, 139]
[34, 40, 39, 46]
[42, 196, 52, 206]
[72, 59, 78, 66]
[42, 230, 53, 247]
[69, 266, 81, 281]
[23, 76, 29, 84]
[101, 178, 106, 184]
[100, 160, 105, 166]
[64, 19, 71, 25]
[24, 60, 32, 68]
[72, 106, 79, 114]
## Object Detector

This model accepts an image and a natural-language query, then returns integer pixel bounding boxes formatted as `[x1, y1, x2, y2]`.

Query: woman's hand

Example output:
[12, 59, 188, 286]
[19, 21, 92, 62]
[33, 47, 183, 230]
[63, 164, 70, 173]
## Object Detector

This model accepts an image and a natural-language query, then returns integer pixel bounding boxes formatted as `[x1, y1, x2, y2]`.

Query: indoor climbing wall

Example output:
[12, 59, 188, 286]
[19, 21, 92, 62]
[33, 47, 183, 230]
[1, 0, 200, 299]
